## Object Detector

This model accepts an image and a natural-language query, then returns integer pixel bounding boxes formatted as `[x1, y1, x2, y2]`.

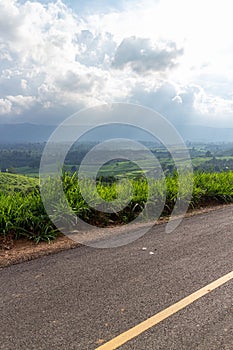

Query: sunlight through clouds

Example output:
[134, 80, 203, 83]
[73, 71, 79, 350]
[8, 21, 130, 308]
[0, 0, 233, 126]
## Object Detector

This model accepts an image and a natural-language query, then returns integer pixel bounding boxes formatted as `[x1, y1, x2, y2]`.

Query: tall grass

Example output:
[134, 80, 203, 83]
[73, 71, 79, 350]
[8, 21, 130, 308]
[193, 172, 233, 204]
[0, 190, 57, 243]
[1, 171, 233, 242]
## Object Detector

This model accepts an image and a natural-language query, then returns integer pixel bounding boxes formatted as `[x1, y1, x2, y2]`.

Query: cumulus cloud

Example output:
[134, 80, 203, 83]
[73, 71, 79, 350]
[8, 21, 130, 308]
[7, 94, 36, 110]
[74, 30, 116, 67]
[0, 0, 127, 123]
[0, 0, 22, 41]
[129, 82, 215, 125]
[0, 0, 232, 127]
[0, 94, 37, 116]
[55, 70, 96, 93]
[0, 98, 12, 115]
[113, 37, 183, 73]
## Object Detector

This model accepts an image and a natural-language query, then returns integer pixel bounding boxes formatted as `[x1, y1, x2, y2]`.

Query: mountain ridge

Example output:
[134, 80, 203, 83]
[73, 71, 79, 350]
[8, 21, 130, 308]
[0, 122, 232, 143]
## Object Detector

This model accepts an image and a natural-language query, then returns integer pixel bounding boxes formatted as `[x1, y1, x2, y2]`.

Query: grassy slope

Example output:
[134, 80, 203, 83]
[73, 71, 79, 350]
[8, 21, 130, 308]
[0, 173, 38, 193]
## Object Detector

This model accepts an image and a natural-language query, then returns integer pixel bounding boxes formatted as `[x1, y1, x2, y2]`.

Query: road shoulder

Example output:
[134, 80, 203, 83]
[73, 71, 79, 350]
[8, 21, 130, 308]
[1, 203, 232, 268]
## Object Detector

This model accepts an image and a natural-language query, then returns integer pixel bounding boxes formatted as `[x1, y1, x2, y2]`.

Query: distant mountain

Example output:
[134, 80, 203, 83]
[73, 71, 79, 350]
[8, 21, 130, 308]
[0, 123, 232, 144]
[177, 125, 233, 143]
[0, 123, 55, 143]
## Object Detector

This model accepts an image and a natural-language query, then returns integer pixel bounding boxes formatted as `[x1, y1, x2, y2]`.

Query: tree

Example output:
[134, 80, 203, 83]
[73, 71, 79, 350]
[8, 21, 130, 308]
[205, 150, 212, 157]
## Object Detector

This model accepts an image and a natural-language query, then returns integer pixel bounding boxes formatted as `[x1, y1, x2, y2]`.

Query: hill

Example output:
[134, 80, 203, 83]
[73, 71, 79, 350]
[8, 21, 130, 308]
[0, 173, 38, 193]
[0, 123, 233, 143]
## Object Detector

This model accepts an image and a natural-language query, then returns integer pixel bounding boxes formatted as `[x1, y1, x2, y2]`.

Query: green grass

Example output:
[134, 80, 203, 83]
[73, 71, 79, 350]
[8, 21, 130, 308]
[0, 172, 38, 193]
[0, 173, 56, 243]
[1, 171, 233, 242]
[192, 172, 233, 204]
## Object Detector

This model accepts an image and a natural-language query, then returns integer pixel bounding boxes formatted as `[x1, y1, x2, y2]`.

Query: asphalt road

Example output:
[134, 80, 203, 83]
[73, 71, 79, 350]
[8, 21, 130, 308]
[0, 206, 232, 349]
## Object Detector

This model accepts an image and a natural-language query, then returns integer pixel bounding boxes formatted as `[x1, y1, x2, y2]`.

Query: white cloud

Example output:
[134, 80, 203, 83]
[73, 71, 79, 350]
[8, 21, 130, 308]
[7, 94, 36, 107]
[0, 98, 12, 115]
[0, 0, 22, 41]
[4, 95, 37, 115]
[21, 79, 27, 90]
[0, 0, 232, 127]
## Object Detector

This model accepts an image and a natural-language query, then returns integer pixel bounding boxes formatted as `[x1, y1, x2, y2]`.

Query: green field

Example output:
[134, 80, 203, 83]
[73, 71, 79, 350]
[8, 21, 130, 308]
[2, 141, 233, 178]
[0, 172, 38, 193]
[1, 171, 233, 243]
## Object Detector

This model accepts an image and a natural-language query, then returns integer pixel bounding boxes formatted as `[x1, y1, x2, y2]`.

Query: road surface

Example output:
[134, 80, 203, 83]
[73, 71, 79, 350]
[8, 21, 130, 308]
[0, 206, 232, 349]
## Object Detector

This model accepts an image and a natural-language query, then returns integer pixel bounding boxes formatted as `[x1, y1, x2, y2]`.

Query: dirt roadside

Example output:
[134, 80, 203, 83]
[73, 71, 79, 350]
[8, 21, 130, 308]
[0, 235, 79, 268]
[1, 203, 232, 268]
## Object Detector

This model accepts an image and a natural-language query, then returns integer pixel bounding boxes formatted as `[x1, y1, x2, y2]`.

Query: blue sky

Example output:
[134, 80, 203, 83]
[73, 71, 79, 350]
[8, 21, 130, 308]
[0, 0, 233, 127]
[19, 0, 126, 13]
[68, 0, 125, 12]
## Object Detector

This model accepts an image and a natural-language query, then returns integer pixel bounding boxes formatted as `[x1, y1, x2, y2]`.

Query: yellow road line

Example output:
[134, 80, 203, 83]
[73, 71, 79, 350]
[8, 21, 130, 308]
[96, 270, 233, 350]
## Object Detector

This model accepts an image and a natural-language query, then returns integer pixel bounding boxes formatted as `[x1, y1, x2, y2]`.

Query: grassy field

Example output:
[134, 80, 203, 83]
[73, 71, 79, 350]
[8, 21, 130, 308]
[0, 173, 38, 193]
[1, 171, 233, 242]
[4, 151, 233, 178]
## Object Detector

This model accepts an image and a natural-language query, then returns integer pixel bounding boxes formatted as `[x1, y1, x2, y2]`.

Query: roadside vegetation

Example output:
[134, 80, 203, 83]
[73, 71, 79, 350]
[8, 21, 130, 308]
[1, 171, 233, 243]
